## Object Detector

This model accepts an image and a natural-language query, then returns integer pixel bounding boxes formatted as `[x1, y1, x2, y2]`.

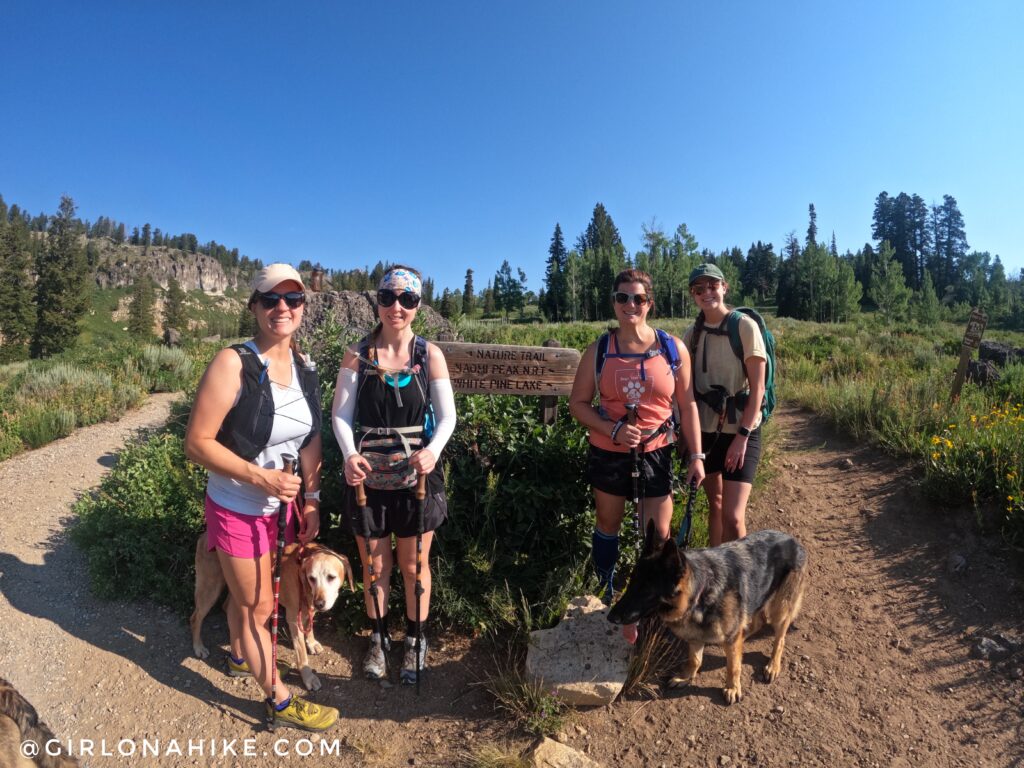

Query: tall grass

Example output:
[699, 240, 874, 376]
[777, 315, 1024, 546]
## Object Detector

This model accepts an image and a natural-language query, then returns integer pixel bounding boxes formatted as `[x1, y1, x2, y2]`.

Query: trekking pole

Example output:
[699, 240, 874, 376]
[625, 403, 641, 551]
[414, 472, 427, 696]
[675, 478, 698, 550]
[357, 482, 390, 679]
[268, 453, 296, 731]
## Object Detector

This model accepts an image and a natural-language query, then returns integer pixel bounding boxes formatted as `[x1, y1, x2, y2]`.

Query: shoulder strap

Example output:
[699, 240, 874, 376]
[414, 335, 430, 402]
[655, 328, 680, 372]
[593, 331, 610, 392]
[231, 342, 267, 386]
[725, 310, 745, 361]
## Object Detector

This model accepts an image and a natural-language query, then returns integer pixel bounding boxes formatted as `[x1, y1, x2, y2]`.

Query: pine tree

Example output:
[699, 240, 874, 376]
[869, 243, 911, 323]
[439, 288, 453, 319]
[163, 276, 186, 332]
[422, 277, 435, 306]
[128, 275, 156, 338]
[463, 269, 475, 316]
[31, 196, 90, 358]
[483, 280, 495, 315]
[806, 204, 818, 249]
[912, 271, 942, 325]
[0, 219, 36, 361]
[543, 223, 567, 320]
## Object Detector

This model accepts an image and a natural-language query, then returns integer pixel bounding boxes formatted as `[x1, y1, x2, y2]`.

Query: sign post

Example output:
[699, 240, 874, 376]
[434, 341, 581, 397]
[950, 308, 988, 403]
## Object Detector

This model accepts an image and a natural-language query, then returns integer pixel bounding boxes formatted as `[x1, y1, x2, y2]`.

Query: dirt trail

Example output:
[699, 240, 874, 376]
[1, 400, 1021, 767]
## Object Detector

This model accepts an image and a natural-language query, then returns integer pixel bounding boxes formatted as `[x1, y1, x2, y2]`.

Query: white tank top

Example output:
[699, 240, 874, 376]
[207, 358, 313, 516]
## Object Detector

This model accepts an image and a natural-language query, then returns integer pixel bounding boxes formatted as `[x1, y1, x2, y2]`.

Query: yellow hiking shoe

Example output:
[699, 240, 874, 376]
[227, 656, 291, 679]
[266, 696, 339, 732]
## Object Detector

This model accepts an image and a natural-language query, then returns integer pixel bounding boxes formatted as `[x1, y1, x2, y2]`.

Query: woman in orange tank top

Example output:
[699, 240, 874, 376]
[569, 269, 704, 642]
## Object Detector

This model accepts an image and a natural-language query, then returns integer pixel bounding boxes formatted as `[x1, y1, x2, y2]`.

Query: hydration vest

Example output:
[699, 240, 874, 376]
[215, 341, 322, 462]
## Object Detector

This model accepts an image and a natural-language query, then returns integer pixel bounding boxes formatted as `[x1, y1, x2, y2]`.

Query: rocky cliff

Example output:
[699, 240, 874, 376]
[89, 239, 244, 293]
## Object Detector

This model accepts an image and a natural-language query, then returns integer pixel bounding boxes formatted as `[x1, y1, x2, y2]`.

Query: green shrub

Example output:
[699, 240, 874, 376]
[131, 344, 194, 392]
[71, 432, 207, 613]
[0, 410, 22, 461]
[18, 405, 76, 448]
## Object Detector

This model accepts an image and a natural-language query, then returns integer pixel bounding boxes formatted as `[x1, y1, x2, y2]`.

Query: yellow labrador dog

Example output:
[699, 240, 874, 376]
[191, 536, 355, 692]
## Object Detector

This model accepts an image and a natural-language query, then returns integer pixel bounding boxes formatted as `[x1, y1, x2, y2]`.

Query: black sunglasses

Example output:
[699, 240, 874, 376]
[256, 291, 305, 310]
[377, 289, 421, 309]
[612, 291, 651, 306]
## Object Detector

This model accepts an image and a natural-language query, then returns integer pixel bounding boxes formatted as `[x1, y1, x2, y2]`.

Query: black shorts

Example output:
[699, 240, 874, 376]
[702, 428, 762, 484]
[341, 469, 447, 539]
[587, 443, 675, 499]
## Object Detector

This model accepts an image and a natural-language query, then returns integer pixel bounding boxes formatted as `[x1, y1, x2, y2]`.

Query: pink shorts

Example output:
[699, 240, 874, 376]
[205, 495, 297, 559]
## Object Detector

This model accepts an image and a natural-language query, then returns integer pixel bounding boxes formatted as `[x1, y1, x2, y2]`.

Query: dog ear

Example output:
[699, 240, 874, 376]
[660, 538, 684, 574]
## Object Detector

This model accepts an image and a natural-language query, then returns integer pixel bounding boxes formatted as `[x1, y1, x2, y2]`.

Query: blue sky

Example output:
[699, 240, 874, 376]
[2, 1, 1022, 293]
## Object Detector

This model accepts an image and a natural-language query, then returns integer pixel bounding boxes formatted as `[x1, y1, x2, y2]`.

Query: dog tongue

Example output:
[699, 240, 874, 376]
[622, 623, 638, 645]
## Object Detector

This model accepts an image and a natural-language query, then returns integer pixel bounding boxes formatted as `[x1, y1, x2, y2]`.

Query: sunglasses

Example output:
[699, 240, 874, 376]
[690, 281, 722, 295]
[377, 289, 421, 309]
[256, 291, 305, 309]
[612, 291, 651, 306]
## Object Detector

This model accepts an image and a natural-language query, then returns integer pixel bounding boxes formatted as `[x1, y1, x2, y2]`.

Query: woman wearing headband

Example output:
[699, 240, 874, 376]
[331, 265, 457, 685]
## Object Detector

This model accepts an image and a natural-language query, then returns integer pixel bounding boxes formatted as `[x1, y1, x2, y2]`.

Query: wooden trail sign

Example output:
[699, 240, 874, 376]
[434, 341, 581, 397]
[950, 308, 988, 403]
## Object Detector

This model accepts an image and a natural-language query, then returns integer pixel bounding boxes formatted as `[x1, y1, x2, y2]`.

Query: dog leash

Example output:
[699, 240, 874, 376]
[675, 479, 698, 549]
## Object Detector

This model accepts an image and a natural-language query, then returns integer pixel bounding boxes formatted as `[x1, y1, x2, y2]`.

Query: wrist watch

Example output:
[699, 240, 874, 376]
[303, 491, 321, 501]
[689, 452, 706, 463]
[738, 426, 752, 437]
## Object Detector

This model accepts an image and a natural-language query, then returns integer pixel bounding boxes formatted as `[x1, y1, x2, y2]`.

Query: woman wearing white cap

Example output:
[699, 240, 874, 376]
[332, 265, 457, 686]
[185, 263, 337, 731]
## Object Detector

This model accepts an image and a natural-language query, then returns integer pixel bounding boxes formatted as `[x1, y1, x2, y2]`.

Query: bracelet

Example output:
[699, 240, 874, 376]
[689, 453, 706, 463]
[610, 418, 626, 444]
[303, 491, 321, 501]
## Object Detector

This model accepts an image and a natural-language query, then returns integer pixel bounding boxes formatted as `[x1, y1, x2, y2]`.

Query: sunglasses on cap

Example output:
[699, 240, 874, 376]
[256, 291, 305, 309]
[612, 291, 651, 306]
[377, 289, 421, 309]
[690, 281, 722, 295]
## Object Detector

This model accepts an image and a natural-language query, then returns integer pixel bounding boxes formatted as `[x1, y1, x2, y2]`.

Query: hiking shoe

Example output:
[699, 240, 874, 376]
[227, 657, 290, 679]
[399, 635, 427, 686]
[266, 695, 338, 733]
[363, 633, 389, 680]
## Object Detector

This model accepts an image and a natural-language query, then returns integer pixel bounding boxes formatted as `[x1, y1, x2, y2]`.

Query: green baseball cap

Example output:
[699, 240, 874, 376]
[688, 263, 725, 286]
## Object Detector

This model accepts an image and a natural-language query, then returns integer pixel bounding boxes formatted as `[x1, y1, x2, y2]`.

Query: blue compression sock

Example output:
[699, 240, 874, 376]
[229, 653, 245, 666]
[592, 528, 619, 602]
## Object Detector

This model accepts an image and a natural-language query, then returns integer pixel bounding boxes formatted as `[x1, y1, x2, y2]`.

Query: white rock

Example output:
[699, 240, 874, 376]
[525, 595, 631, 707]
[529, 736, 604, 768]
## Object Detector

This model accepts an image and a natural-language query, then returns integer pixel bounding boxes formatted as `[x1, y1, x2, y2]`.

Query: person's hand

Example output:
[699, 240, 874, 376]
[262, 467, 302, 502]
[618, 423, 643, 448]
[409, 448, 436, 476]
[725, 434, 749, 473]
[344, 454, 372, 486]
[298, 506, 320, 543]
[686, 459, 705, 488]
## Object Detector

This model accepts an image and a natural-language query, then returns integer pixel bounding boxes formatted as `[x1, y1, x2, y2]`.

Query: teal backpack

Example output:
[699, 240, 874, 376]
[693, 308, 777, 424]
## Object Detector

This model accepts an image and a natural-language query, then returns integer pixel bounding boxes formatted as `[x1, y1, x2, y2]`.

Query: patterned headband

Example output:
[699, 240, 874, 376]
[379, 268, 421, 295]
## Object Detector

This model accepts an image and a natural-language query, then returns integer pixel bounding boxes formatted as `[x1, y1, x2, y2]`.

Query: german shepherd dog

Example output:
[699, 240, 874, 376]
[608, 522, 807, 704]
[0, 677, 79, 767]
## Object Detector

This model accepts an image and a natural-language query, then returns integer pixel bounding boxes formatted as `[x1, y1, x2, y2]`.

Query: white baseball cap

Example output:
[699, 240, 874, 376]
[251, 263, 305, 293]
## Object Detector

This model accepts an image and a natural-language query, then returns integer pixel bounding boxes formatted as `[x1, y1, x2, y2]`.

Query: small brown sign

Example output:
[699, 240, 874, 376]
[435, 341, 581, 396]
[961, 308, 988, 350]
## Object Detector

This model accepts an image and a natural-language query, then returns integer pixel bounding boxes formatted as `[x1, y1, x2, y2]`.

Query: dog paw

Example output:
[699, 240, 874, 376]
[667, 675, 696, 689]
[723, 685, 743, 705]
[307, 639, 324, 655]
[193, 643, 210, 660]
[763, 662, 781, 683]
[301, 668, 322, 692]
